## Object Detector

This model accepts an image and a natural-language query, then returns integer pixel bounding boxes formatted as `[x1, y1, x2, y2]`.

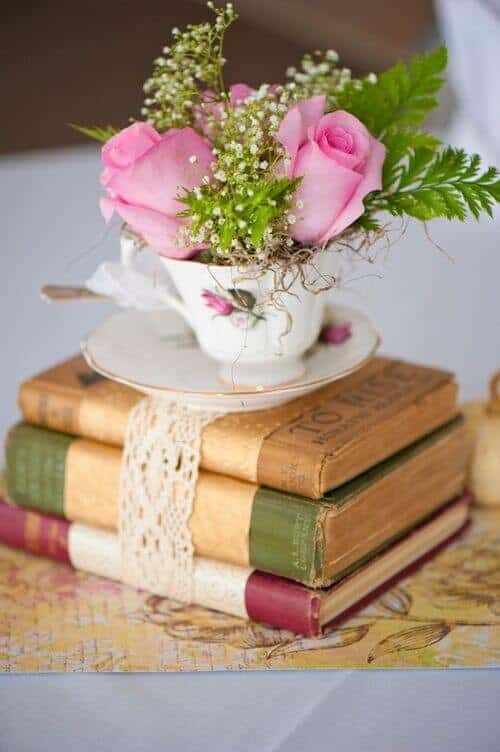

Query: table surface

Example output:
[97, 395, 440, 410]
[1, 114, 499, 749]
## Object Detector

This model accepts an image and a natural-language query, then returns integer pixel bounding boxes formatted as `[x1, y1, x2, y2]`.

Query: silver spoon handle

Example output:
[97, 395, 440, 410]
[41, 285, 108, 303]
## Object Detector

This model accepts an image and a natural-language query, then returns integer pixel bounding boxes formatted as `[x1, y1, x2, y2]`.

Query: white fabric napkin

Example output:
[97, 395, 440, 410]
[85, 248, 174, 311]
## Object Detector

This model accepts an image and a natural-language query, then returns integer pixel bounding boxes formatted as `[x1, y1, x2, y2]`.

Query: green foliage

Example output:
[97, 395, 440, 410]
[364, 147, 500, 224]
[381, 127, 442, 190]
[179, 177, 300, 257]
[345, 46, 500, 227]
[227, 288, 256, 309]
[337, 47, 447, 137]
[69, 124, 119, 143]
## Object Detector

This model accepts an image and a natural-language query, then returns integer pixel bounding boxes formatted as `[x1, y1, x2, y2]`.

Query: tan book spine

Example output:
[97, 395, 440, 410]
[257, 361, 458, 496]
[18, 355, 458, 497]
[63, 441, 257, 567]
[18, 356, 139, 446]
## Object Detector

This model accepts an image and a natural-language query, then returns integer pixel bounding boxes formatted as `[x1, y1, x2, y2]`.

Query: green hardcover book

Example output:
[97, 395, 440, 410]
[5, 418, 467, 587]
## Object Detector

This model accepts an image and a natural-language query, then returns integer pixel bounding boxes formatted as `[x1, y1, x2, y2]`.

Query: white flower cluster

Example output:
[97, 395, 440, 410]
[285, 50, 374, 107]
[142, 3, 237, 131]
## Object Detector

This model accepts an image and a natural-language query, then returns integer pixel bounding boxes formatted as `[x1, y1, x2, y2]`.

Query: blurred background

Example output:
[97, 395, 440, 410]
[1, 0, 499, 444]
[3, 0, 438, 154]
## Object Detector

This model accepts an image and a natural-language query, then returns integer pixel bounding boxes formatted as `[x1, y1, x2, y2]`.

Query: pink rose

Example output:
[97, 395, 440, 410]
[201, 289, 234, 315]
[277, 95, 386, 245]
[100, 122, 213, 258]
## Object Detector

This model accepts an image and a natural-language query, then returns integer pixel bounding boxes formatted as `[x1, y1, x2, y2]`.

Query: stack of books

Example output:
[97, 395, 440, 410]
[1, 354, 470, 636]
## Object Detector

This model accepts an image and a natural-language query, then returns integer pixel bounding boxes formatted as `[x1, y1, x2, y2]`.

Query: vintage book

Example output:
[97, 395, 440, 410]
[0, 495, 470, 637]
[5, 418, 468, 587]
[18, 354, 459, 498]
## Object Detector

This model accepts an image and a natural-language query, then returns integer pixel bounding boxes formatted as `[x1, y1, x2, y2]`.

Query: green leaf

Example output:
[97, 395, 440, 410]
[178, 176, 301, 254]
[375, 146, 500, 222]
[382, 128, 441, 190]
[227, 288, 256, 310]
[69, 123, 119, 143]
[337, 46, 447, 137]
[355, 209, 382, 231]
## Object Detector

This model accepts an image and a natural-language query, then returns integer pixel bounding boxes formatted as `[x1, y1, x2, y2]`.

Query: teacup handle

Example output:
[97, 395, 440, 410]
[120, 232, 194, 328]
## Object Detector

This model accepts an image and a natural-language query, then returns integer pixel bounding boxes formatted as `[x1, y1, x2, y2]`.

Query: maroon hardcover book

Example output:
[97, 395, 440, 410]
[0, 496, 470, 636]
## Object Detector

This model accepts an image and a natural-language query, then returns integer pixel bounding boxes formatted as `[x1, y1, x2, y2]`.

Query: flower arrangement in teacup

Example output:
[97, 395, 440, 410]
[80, 2, 500, 387]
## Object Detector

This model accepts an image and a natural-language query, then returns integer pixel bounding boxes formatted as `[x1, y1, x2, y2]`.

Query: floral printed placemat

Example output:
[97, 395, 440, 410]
[1, 508, 499, 672]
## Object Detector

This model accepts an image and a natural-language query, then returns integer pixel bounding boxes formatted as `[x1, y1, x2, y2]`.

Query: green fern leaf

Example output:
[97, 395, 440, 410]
[69, 124, 119, 143]
[376, 147, 500, 222]
[337, 47, 447, 137]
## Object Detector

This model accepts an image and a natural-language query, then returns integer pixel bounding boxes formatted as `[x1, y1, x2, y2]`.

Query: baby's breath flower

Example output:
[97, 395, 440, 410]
[142, 3, 237, 131]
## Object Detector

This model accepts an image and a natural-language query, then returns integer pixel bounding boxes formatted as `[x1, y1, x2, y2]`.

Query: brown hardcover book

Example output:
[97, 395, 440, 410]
[18, 354, 458, 498]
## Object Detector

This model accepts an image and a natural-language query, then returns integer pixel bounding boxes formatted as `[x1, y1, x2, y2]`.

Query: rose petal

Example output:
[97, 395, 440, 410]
[105, 127, 213, 217]
[100, 196, 116, 223]
[102, 122, 162, 169]
[230, 83, 255, 106]
[100, 197, 201, 259]
[290, 141, 362, 244]
[296, 95, 327, 129]
[318, 137, 386, 243]
[277, 95, 326, 170]
[316, 111, 371, 170]
[317, 131, 359, 170]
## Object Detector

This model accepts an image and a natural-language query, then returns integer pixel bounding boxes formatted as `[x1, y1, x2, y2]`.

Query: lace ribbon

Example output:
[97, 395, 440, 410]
[119, 395, 223, 601]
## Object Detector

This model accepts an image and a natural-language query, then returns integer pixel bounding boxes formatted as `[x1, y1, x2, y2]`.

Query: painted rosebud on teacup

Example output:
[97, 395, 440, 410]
[278, 95, 386, 244]
[201, 289, 234, 316]
[100, 122, 213, 258]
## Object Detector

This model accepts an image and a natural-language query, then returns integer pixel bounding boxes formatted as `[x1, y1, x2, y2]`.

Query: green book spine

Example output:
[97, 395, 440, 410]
[251, 487, 325, 584]
[4, 417, 464, 587]
[5, 423, 325, 584]
[5, 423, 73, 516]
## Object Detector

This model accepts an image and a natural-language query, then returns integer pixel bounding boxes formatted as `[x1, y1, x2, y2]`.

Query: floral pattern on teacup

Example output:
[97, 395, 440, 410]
[319, 321, 352, 344]
[201, 288, 265, 329]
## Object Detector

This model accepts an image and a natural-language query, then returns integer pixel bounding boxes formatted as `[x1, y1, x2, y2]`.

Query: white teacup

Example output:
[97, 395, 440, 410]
[121, 232, 339, 387]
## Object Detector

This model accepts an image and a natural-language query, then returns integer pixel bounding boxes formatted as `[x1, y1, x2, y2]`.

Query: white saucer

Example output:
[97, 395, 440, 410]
[82, 304, 380, 412]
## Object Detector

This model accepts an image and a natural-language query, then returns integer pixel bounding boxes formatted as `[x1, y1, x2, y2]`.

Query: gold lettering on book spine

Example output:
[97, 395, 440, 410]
[257, 360, 455, 497]
[201, 358, 391, 484]
[18, 354, 455, 499]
